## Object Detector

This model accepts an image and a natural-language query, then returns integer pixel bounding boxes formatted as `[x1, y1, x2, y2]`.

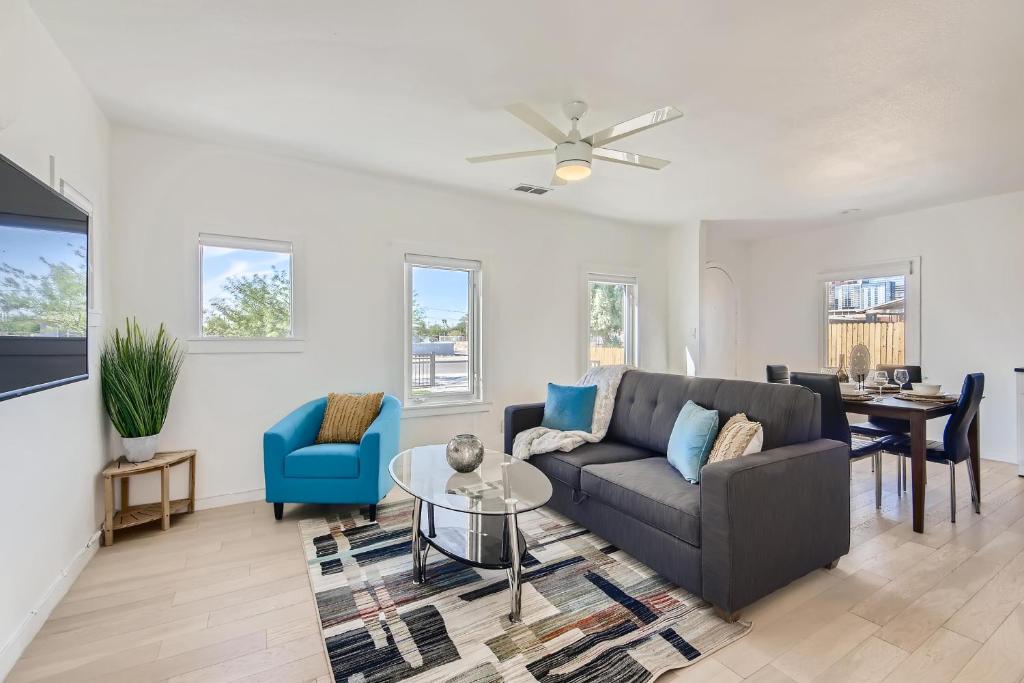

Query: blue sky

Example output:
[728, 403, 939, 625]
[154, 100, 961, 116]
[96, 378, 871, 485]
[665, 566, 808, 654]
[0, 224, 86, 277]
[202, 246, 290, 308]
[412, 267, 468, 324]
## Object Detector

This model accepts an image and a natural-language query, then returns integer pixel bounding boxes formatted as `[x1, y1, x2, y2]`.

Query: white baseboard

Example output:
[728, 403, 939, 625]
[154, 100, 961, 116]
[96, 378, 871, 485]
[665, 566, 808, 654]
[0, 529, 101, 680]
[194, 487, 266, 511]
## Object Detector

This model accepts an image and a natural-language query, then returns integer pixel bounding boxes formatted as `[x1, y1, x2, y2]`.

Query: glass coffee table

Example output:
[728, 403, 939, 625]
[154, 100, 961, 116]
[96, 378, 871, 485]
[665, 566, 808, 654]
[389, 444, 552, 622]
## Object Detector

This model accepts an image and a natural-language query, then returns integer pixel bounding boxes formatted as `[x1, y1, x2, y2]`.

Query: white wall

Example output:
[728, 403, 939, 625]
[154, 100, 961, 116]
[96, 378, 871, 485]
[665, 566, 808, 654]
[0, 0, 111, 674]
[667, 221, 700, 375]
[699, 222, 749, 379]
[108, 126, 671, 506]
[712, 192, 1024, 462]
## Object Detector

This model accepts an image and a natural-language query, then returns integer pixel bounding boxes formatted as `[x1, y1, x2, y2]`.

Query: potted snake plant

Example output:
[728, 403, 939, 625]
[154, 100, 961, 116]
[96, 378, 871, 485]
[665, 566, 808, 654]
[101, 318, 185, 462]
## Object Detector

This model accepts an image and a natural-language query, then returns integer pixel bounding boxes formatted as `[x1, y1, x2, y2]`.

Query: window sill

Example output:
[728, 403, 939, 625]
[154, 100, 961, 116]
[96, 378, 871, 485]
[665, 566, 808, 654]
[186, 337, 306, 354]
[402, 401, 492, 419]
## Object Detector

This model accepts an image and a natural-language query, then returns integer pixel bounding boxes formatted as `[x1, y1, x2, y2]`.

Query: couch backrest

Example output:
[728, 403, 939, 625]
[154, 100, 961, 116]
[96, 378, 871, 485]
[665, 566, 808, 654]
[607, 370, 821, 454]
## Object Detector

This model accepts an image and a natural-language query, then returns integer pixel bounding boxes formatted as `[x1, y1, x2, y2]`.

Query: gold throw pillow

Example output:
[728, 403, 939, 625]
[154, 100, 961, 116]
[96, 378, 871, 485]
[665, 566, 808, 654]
[707, 412, 763, 464]
[316, 392, 384, 444]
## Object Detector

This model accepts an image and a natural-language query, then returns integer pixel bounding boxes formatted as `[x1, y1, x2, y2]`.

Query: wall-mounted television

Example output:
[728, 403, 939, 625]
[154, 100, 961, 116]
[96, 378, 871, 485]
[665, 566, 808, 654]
[0, 153, 89, 401]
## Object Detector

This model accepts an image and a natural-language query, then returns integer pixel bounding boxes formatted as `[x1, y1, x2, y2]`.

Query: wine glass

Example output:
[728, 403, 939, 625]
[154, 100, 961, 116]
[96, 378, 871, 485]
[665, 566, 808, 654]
[873, 370, 889, 396]
[894, 368, 910, 391]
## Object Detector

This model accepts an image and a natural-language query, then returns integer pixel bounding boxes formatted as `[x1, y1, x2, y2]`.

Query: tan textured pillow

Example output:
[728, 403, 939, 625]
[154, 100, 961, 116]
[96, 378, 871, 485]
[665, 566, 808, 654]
[707, 412, 763, 464]
[316, 392, 384, 444]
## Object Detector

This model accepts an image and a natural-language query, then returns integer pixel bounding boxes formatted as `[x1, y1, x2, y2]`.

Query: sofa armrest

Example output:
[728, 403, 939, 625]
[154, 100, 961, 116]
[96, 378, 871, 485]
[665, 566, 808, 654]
[504, 402, 545, 454]
[360, 395, 402, 498]
[700, 438, 851, 614]
[263, 398, 325, 478]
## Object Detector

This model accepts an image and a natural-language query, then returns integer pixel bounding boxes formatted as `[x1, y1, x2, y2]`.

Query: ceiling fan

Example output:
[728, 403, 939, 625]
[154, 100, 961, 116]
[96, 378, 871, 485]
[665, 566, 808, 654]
[467, 101, 683, 186]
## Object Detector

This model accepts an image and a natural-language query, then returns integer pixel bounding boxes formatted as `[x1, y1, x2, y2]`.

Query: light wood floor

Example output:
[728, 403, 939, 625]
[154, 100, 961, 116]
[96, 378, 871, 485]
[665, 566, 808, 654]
[10, 458, 1024, 683]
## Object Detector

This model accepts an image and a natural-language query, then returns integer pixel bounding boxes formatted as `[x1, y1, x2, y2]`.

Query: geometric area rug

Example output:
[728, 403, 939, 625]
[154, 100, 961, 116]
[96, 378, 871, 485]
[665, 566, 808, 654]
[298, 500, 750, 682]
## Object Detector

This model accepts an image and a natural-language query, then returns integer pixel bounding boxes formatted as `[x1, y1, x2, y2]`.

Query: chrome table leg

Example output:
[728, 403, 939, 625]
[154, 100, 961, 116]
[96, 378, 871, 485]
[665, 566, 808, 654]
[506, 510, 523, 622]
[411, 497, 424, 584]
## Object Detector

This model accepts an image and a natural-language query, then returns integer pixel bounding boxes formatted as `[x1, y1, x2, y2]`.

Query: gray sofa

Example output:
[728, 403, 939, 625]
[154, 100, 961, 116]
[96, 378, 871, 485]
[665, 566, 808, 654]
[503, 370, 851, 619]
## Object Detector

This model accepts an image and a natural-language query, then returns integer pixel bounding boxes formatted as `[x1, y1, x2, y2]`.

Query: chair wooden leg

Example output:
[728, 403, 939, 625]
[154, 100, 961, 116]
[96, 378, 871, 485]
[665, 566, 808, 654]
[273, 503, 283, 520]
[369, 504, 378, 522]
[949, 461, 957, 524]
[902, 456, 907, 492]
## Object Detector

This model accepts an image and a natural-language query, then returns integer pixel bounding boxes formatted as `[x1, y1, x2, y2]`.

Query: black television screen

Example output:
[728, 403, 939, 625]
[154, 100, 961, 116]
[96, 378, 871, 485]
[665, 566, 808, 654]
[0, 153, 89, 401]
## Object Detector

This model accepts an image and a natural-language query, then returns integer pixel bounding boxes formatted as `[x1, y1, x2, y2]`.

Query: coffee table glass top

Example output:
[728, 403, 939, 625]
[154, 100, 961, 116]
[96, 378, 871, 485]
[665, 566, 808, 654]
[389, 445, 552, 515]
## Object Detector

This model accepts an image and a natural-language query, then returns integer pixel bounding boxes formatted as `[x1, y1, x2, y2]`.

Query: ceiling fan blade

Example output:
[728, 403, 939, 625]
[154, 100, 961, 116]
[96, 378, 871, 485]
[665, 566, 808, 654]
[584, 106, 683, 147]
[505, 103, 568, 144]
[466, 148, 553, 163]
[550, 172, 567, 187]
[593, 147, 671, 170]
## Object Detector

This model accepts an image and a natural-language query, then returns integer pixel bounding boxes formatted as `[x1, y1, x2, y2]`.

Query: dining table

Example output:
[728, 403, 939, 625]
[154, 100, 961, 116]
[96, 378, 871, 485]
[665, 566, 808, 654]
[842, 392, 979, 533]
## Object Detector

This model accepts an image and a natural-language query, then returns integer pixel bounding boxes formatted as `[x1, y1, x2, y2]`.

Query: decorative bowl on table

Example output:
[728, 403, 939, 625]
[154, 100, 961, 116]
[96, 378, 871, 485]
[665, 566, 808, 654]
[446, 434, 485, 473]
[910, 383, 942, 396]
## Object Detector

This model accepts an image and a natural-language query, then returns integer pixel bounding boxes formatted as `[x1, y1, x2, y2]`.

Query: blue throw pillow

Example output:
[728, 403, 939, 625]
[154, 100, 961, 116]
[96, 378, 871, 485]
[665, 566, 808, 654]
[541, 383, 598, 432]
[667, 400, 720, 483]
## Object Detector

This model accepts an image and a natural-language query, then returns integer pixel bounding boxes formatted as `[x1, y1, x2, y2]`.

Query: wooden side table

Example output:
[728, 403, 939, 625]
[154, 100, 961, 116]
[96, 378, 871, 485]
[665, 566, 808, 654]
[102, 449, 197, 545]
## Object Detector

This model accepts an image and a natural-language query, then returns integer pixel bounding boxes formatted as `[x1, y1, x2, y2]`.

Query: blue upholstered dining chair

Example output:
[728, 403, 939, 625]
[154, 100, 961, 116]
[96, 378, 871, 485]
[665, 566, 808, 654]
[790, 372, 898, 509]
[888, 373, 984, 523]
[850, 364, 923, 494]
[263, 395, 401, 521]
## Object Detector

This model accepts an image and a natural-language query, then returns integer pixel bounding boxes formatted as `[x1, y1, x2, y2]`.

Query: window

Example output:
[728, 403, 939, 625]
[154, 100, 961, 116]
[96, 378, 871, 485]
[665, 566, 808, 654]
[59, 180, 97, 317]
[586, 273, 637, 369]
[405, 253, 481, 406]
[820, 259, 920, 371]
[199, 234, 293, 338]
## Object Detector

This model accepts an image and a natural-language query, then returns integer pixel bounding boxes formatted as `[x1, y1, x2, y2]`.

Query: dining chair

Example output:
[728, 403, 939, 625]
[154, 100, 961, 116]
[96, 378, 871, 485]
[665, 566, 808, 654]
[888, 373, 984, 523]
[790, 372, 897, 508]
[766, 364, 791, 384]
[850, 364, 923, 493]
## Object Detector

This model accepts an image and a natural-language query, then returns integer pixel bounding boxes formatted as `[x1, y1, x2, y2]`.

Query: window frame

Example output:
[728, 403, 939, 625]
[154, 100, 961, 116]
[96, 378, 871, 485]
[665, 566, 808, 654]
[403, 252, 483, 408]
[582, 271, 639, 373]
[59, 179, 100, 327]
[817, 257, 921, 370]
[189, 232, 303, 354]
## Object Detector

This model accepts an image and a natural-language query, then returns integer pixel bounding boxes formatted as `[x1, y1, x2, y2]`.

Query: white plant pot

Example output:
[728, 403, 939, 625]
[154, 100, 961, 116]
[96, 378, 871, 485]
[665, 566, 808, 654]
[122, 434, 160, 463]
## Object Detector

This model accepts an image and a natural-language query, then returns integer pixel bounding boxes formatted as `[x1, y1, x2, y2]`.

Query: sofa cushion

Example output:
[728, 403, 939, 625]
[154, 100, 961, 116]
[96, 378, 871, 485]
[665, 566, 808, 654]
[316, 392, 384, 444]
[607, 370, 820, 454]
[581, 458, 701, 546]
[541, 383, 598, 432]
[666, 400, 720, 483]
[531, 441, 658, 490]
[285, 443, 361, 479]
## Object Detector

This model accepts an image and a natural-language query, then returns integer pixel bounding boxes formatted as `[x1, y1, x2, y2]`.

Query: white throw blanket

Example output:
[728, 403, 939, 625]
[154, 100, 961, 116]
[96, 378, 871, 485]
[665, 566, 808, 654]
[512, 365, 629, 460]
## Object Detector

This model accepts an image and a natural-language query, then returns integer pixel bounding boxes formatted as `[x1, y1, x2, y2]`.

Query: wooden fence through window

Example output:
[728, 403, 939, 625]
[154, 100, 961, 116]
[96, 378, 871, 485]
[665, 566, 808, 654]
[827, 321, 905, 368]
[589, 345, 625, 367]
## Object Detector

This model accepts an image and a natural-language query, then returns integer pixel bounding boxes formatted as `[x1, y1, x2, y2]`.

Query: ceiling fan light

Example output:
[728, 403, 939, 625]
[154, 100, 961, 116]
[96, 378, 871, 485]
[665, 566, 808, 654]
[555, 159, 592, 181]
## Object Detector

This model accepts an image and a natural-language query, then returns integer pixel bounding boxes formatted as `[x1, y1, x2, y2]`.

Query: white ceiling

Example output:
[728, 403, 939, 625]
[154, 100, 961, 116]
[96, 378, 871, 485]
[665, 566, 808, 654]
[30, 0, 1024, 226]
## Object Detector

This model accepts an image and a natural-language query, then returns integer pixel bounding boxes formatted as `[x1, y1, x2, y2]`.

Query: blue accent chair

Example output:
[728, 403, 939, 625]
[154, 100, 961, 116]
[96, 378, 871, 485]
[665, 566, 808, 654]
[264, 395, 401, 521]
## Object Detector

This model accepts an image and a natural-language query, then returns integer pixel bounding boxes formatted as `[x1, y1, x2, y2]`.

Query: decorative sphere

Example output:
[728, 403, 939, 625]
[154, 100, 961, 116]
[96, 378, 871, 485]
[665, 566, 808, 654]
[446, 434, 484, 473]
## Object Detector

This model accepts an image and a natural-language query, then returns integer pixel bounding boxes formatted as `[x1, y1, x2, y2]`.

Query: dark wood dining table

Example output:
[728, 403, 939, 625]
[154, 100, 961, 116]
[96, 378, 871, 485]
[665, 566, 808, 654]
[842, 393, 979, 533]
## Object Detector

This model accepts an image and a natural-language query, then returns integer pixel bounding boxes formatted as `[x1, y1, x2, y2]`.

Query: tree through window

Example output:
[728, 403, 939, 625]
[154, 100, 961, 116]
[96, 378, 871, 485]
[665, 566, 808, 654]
[199, 234, 293, 338]
[586, 274, 637, 369]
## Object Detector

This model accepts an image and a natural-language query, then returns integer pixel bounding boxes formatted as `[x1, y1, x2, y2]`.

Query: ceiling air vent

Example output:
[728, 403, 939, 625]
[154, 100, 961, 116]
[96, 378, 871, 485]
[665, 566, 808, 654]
[512, 183, 552, 195]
